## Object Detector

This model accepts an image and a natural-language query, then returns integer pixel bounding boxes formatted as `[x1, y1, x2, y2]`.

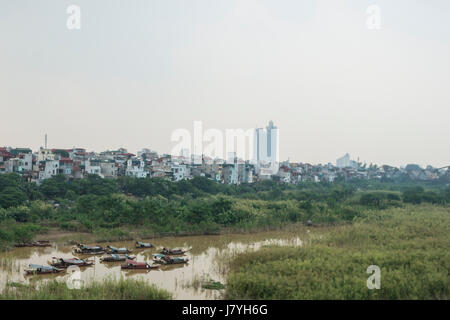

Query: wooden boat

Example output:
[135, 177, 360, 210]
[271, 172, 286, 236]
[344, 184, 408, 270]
[15, 241, 52, 248]
[25, 264, 63, 275]
[73, 243, 104, 254]
[15, 243, 34, 247]
[106, 245, 132, 254]
[34, 240, 52, 247]
[121, 259, 159, 270]
[135, 241, 154, 249]
[100, 254, 136, 262]
[49, 257, 94, 268]
[153, 253, 189, 265]
[160, 247, 187, 255]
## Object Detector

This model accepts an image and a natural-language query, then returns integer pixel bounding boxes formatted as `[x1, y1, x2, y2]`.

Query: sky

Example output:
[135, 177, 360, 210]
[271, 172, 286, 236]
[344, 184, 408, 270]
[0, 0, 449, 168]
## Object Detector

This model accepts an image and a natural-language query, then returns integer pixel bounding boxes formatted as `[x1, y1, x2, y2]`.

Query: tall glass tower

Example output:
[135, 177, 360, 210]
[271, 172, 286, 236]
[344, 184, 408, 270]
[253, 121, 279, 168]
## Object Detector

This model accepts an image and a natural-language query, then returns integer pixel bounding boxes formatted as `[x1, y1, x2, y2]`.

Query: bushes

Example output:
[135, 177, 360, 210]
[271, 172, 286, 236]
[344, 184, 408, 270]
[1, 174, 448, 246]
[0, 201, 54, 223]
[0, 220, 42, 248]
[359, 192, 402, 209]
[59, 221, 89, 232]
[402, 187, 446, 205]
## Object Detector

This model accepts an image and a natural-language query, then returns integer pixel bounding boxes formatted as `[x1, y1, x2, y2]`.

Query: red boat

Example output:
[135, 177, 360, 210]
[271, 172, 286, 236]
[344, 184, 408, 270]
[121, 259, 159, 270]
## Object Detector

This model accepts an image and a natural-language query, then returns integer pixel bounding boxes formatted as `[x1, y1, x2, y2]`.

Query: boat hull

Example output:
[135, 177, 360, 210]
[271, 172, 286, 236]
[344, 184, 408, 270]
[25, 269, 63, 275]
[120, 264, 158, 270]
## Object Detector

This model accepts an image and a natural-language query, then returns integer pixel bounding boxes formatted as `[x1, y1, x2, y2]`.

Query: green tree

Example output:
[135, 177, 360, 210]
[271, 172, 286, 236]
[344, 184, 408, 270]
[0, 187, 27, 208]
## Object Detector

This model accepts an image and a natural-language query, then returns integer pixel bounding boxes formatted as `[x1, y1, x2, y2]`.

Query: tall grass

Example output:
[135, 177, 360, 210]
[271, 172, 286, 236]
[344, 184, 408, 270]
[225, 204, 450, 299]
[0, 257, 20, 273]
[0, 278, 172, 300]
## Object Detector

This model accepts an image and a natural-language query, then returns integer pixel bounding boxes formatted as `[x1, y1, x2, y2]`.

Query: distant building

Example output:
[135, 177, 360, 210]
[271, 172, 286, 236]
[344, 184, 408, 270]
[38, 160, 59, 184]
[336, 153, 358, 169]
[253, 121, 279, 174]
[125, 159, 147, 178]
[59, 158, 74, 176]
[171, 164, 188, 182]
[222, 164, 238, 184]
[100, 161, 117, 177]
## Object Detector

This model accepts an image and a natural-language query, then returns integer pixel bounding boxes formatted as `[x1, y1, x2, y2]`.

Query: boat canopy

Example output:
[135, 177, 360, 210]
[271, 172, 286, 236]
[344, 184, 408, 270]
[79, 244, 102, 250]
[62, 258, 84, 264]
[137, 241, 151, 246]
[172, 257, 186, 262]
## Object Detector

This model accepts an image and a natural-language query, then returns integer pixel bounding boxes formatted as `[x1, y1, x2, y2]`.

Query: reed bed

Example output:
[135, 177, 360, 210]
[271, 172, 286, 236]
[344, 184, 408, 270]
[0, 257, 21, 273]
[225, 204, 450, 300]
[0, 277, 172, 300]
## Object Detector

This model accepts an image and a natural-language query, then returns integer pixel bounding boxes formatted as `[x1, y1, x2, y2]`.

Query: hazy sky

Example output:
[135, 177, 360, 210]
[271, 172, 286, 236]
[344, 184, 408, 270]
[1, 0, 449, 167]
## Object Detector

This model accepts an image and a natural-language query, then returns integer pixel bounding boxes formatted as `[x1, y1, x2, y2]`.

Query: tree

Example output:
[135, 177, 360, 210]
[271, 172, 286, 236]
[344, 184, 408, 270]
[39, 174, 68, 198]
[0, 187, 27, 209]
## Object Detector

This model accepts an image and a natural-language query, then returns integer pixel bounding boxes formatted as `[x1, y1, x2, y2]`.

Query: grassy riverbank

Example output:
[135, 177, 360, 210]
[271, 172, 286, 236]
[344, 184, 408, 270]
[225, 204, 450, 299]
[1, 278, 172, 300]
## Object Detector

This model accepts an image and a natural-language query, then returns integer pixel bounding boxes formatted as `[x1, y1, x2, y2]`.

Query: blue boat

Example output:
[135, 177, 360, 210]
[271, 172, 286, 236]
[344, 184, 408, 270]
[25, 264, 63, 275]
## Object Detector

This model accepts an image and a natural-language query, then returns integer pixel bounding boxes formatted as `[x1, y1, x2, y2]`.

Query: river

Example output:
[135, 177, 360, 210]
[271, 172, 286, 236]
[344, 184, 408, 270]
[0, 229, 307, 299]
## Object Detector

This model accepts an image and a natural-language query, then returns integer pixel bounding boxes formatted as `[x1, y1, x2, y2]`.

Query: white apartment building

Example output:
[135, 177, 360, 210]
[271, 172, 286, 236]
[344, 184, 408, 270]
[125, 159, 147, 178]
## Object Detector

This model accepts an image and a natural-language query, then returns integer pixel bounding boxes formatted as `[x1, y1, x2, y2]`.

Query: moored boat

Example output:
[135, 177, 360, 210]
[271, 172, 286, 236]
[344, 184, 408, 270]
[135, 241, 153, 249]
[73, 243, 105, 254]
[153, 253, 189, 265]
[25, 264, 63, 275]
[106, 245, 132, 254]
[15, 241, 52, 248]
[120, 259, 159, 270]
[33, 241, 52, 247]
[49, 257, 94, 268]
[100, 254, 136, 262]
[160, 247, 187, 255]
[15, 243, 34, 247]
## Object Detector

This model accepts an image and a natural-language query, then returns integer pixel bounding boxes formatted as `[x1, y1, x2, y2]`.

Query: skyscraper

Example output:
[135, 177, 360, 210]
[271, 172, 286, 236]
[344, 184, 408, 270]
[253, 121, 279, 171]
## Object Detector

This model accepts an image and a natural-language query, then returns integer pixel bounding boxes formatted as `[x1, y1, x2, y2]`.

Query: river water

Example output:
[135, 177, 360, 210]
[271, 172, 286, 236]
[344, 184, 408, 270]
[0, 230, 306, 299]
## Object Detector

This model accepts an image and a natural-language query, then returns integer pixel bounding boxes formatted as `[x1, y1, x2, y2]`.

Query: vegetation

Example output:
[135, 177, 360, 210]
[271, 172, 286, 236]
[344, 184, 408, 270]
[225, 204, 450, 299]
[203, 280, 225, 290]
[0, 172, 448, 299]
[1, 278, 172, 300]
[183, 274, 225, 291]
[0, 172, 449, 247]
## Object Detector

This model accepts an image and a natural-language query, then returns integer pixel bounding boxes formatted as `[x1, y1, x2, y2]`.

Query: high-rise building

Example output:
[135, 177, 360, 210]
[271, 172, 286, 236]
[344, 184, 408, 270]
[336, 153, 358, 169]
[253, 121, 279, 171]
